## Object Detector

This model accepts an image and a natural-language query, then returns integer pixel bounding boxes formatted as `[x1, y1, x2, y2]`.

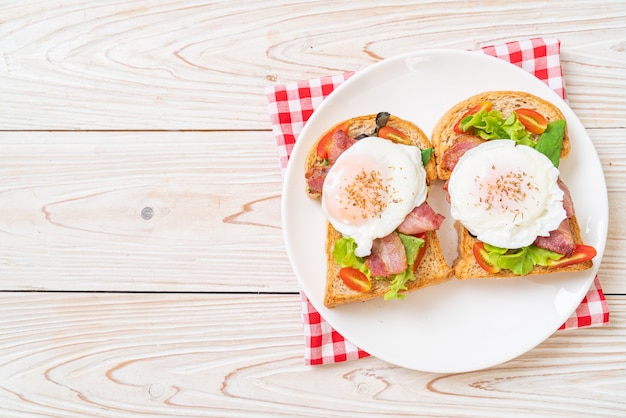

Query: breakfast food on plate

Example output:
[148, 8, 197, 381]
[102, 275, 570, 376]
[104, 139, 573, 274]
[432, 90, 596, 279]
[305, 112, 453, 308]
[432, 90, 570, 181]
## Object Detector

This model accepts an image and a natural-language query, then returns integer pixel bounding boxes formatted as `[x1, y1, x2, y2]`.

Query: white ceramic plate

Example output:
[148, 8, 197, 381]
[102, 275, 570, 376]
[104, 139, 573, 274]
[282, 50, 608, 373]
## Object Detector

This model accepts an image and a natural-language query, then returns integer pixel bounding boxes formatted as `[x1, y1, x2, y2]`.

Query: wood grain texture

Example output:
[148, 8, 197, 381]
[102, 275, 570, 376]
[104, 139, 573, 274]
[0, 293, 624, 417]
[0, 131, 299, 292]
[0, 0, 624, 130]
[588, 128, 626, 295]
[0, 129, 623, 294]
[0, 1, 624, 415]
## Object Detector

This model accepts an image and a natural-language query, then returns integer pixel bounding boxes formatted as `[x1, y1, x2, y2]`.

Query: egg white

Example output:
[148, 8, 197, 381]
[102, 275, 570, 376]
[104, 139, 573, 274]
[321, 136, 427, 257]
[448, 140, 566, 249]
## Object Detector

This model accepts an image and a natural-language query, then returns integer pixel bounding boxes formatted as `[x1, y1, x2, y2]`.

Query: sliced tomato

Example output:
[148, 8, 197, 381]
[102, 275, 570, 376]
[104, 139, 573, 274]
[339, 267, 371, 292]
[378, 126, 409, 144]
[453, 101, 493, 134]
[515, 108, 548, 135]
[547, 244, 597, 269]
[472, 242, 501, 274]
[316, 121, 350, 159]
[413, 232, 428, 272]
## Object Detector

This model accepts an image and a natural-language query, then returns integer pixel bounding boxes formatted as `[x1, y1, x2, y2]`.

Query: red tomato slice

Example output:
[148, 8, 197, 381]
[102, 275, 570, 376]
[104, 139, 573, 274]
[316, 121, 350, 159]
[547, 244, 597, 269]
[413, 232, 428, 272]
[378, 126, 409, 144]
[515, 108, 548, 135]
[338, 267, 371, 292]
[454, 101, 493, 134]
[472, 242, 501, 274]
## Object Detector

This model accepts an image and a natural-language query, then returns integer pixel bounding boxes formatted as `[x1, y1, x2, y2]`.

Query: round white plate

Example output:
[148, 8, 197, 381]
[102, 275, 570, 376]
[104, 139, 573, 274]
[282, 49, 608, 373]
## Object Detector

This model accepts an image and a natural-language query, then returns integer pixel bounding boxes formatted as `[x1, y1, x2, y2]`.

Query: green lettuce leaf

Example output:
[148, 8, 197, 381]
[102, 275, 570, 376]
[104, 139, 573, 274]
[384, 233, 425, 300]
[384, 269, 412, 300]
[527, 245, 564, 266]
[460, 110, 533, 146]
[501, 112, 535, 147]
[332, 237, 370, 277]
[535, 120, 566, 167]
[483, 243, 508, 254]
[398, 233, 425, 270]
[333, 234, 425, 300]
[496, 247, 535, 275]
[420, 148, 433, 167]
[480, 243, 564, 275]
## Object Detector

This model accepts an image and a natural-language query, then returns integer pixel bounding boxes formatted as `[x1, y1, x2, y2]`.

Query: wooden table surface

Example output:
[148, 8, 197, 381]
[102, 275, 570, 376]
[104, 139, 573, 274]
[1, 1, 624, 416]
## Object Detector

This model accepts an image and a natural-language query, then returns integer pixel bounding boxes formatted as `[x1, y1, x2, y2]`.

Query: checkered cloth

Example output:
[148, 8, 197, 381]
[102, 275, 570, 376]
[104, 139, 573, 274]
[266, 38, 610, 365]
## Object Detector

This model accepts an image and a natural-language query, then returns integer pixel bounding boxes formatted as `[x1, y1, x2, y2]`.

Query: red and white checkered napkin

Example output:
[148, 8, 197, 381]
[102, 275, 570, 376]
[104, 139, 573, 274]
[266, 38, 610, 365]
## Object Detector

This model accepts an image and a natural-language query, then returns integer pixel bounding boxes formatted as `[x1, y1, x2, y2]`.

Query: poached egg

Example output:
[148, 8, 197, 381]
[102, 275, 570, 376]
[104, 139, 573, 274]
[322, 136, 427, 257]
[447, 140, 566, 249]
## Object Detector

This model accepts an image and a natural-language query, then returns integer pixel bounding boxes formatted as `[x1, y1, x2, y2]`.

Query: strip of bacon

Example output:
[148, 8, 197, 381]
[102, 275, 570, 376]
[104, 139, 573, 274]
[534, 219, 576, 257]
[305, 130, 358, 197]
[557, 177, 574, 217]
[532, 178, 576, 254]
[366, 232, 407, 277]
[327, 129, 357, 165]
[397, 202, 445, 234]
[440, 135, 483, 172]
[305, 165, 330, 197]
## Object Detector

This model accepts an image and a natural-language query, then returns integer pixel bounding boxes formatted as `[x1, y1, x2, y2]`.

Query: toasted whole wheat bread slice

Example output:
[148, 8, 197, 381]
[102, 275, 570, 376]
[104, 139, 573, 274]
[432, 91, 592, 279]
[305, 113, 453, 308]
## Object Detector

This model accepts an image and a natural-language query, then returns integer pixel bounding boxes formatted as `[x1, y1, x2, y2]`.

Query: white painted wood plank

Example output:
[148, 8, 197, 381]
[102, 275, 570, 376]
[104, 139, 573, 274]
[0, 1, 621, 415]
[0, 293, 623, 417]
[0, 130, 296, 292]
[593, 128, 626, 297]
[0, 0, 624, 130]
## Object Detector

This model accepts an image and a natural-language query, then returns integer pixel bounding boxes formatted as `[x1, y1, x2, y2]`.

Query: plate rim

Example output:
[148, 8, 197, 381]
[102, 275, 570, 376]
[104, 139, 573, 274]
[281, 48, 608, 372]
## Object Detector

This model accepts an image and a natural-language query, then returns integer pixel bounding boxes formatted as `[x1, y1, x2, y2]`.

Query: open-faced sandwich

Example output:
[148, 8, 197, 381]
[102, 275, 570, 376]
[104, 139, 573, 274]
[305, 112, 453, 308]
[432, 90, 597, 279]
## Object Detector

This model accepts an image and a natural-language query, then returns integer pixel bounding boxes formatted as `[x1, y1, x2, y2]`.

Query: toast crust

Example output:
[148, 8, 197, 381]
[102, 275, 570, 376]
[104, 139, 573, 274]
[431, 90, 569, 181]
[305, 114, 437, 183]
[306, 113, 453, 308]
[452, 216, 592, 279]
[324, 224, 453, 308]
